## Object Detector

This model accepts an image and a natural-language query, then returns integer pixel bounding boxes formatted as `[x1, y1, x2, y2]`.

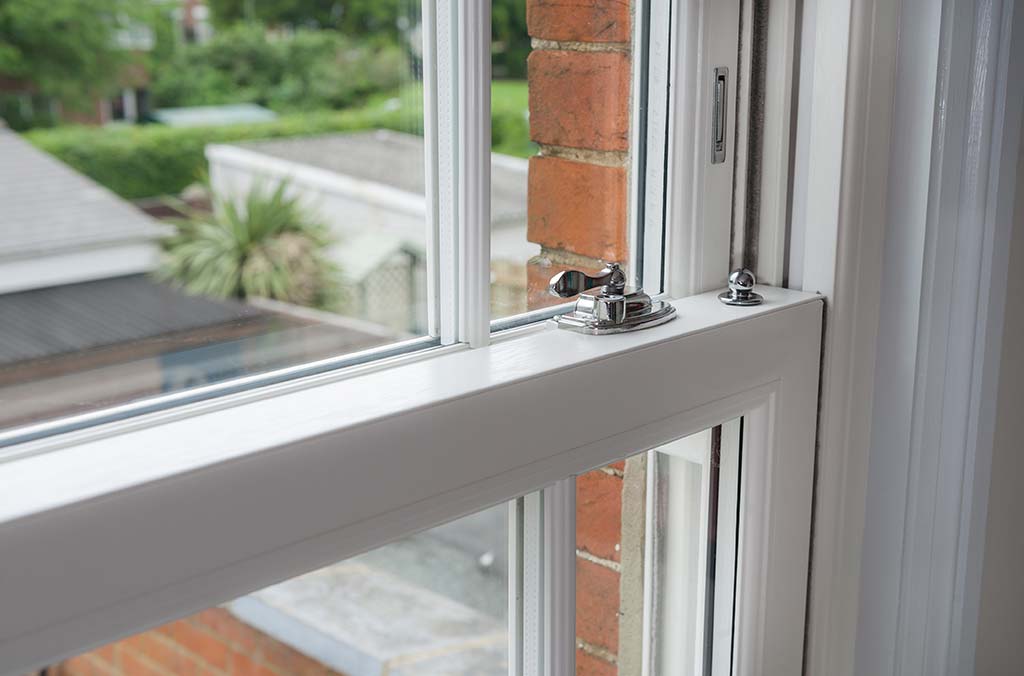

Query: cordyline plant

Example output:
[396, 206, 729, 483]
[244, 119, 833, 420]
[157, 182, 342, 310]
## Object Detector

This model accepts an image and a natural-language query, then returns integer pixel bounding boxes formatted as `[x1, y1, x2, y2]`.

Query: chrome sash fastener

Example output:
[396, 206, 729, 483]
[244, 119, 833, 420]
[548, 263, 677, 335]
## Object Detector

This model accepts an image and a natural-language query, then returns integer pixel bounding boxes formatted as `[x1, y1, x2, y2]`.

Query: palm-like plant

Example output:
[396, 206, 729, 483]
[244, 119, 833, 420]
[158, 182, 341, 309]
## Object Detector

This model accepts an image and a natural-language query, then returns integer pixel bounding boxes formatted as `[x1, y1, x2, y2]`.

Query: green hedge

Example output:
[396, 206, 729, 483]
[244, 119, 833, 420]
[24, 108, 413, 200]
[26, 103, 533, 200]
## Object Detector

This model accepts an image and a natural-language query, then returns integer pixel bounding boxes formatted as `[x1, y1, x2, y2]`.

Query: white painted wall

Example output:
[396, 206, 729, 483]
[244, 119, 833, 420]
[0, 243, 161, 295]
[973, 131, 1024, 676]
[206, 144, 427, 252]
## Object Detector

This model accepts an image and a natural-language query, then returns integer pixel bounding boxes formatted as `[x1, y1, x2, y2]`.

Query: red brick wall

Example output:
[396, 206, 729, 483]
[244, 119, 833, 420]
[575, 458, 645, 676]
[525, 0, 632, 310]
[55, 609, 343, 676]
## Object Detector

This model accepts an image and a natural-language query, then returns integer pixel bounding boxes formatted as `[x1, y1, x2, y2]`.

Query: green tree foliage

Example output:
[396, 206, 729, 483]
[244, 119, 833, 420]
[26, 83, 530, 200]
[0, 0, 148, 106]
[492, 0, 529, 79]
[207, 0, 405, 42]
[206, 0, 530, 78]
[158, 182, 342, 309]
[150, 24, 406, 111]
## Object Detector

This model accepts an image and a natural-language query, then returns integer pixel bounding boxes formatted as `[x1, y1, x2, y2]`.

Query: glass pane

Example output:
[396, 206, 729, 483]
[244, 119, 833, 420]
[50, 505, 509, 676]
[488, 0, 636, 322]
[575, 420, 741, 675]
[0, 2, 430, 435]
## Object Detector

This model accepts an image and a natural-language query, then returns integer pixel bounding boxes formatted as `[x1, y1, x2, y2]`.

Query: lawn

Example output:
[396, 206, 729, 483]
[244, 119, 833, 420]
[492, 80, 529, 116]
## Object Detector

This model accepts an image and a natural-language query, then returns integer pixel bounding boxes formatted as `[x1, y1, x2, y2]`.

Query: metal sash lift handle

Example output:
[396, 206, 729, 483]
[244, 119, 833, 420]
[548, 263, 677, 335]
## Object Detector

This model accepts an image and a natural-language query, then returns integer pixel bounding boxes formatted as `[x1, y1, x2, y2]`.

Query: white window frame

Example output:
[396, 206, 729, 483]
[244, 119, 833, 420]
[0, 2, 824, 676]
[0, 289, 821, 676]
[796, 1, 1024, 675]
[641, 419, 743, 676]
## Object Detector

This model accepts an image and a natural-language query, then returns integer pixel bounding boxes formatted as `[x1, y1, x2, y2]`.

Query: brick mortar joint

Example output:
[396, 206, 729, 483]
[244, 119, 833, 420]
[121, 645, 180, 676]
[577, 547, 623, 572]
[151, 632, 199, 670]
[537, 143, 629, 167]
[531, 37, 630, 53]
[530, 249, 612, 269]
[577, 637, 619, 664]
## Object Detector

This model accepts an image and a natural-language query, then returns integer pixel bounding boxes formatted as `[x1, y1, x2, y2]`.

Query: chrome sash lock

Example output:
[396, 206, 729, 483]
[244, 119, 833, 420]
[548, 263, 677, 335]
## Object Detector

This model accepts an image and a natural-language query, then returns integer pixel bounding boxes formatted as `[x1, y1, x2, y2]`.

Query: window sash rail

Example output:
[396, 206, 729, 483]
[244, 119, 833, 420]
[0, 288, 821, 676]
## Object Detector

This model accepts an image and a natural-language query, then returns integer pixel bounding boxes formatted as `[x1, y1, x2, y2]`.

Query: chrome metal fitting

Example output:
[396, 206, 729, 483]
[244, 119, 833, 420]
[718, 268, 764, 306]
[548, 263, 677, 335]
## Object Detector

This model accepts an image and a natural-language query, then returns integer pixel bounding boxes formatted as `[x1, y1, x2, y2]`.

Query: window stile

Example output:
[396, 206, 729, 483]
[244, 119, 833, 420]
[629, 0, 672, 293]
[754, 0, 799, 287]
[516, 480, 576, 676]
[509, 498, 526, 676]
[730, 0, 755, 273]
[455, 0, 492, 347]
[708, 418, 741, 674]
[433, 0, 459, 345]
[640, 450, 660, 676]
[421, 0, 441, 339]
[664, 0, 742, 297]
[434, 0, 490, 347]
[541, 479, 576, 676]
[521, 491, 544, 676]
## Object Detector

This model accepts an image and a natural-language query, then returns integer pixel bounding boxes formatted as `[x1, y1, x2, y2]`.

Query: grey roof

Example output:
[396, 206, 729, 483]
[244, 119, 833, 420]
[234, 130, 528, 225]
[0, 129, 169, 261]
[0, 275, 394, 429]
[0, 274, 262, 365]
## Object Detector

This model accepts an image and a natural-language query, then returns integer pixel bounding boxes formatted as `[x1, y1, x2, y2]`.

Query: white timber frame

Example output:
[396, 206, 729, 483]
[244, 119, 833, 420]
[660, 0, 742, 297]
[640, 419, 742, 676]
[0, 1, 828, 676]
[0, 289, 822, 676]
[793, 1, 1024, 676]
[426, 0, 491, 347]
[729, 0, 799, 286]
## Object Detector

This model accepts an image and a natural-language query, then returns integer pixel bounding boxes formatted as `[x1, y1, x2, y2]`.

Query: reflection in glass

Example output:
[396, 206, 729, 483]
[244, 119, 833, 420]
[575, 421, 741, 675]
[52, 505, 509, 676]
[489, 13, 536, 320]
[487, 1, 635, 323]
[0, 3, 431, 433]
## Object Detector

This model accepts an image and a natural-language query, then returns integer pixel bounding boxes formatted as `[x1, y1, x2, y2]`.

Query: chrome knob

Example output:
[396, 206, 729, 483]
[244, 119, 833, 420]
[548, 262, 676, 335]
[718, 268, 764, 306]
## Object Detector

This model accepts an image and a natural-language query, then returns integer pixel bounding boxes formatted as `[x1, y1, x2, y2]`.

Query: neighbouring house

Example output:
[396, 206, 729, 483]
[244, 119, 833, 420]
[0, 24, 154, 129]
[0, 1, 214, 129]
[0, 126, 170, 295]
[0, 127, 392, 429]
[177, 0, 214, 44]
[206, 130, 539, 328]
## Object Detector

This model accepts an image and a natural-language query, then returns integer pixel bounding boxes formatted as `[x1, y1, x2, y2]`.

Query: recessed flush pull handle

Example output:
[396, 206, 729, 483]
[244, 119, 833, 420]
[712, 67, 728, 164]
[548, 263, 676, 335]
